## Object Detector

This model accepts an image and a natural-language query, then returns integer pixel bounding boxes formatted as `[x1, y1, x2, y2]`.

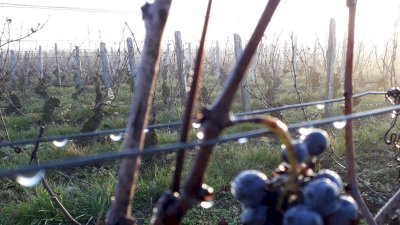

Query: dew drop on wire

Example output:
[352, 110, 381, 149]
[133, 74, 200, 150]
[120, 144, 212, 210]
[298, 127, 313, 135]
[391, 110, 397, 119]
[197, 131, 204, 140]
[16, 170, 45, 187]
[333, 120, 346, 129]
[52, 139, 69, 148]
[109, 133, 123, 142]
[192, 122, 201, 129]
[316, 104, 325, 109]
[237, 138, 248, 144]
[200, 201, 214, 209]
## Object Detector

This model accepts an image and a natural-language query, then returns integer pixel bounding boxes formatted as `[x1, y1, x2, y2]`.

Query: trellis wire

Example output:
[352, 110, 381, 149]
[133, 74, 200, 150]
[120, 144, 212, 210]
[0, 91, 387, 148]
[0, 103, 399, 178]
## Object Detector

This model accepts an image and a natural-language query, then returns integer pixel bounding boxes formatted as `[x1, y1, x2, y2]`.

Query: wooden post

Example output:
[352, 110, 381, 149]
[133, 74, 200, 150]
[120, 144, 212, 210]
[100, 42, 111, 89]
[215, 40, 220, 80]
[187, 42, 193, 79]
[54, 43, 61, 86]
[250, 46, 258, 82]
[24, 51, 29, 85]
[127, 37, 136, 91]
[290, 34, 297, 84]
[234, 33, 250, 112]
[75, 46, 83, 90]
[340, 33, 347, 82]
[174, 31, 187, 102]
[9, 50, 17, 83]
[274, 47, 280, 81]
[325, 18, 336, 117]
[38, 46, 44, 79]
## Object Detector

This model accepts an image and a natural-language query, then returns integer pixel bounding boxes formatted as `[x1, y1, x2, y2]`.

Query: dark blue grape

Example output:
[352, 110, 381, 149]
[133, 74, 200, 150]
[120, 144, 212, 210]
[324, 195, 359, 225]
[282, 140, 308, 163]
[303, 178, 340, 216]
[315, 169, 343, 192]
[282, 205, 323, 225]
[302, 128, 329, 156]
[231, 170, 267, 207]
[240, 205, 268, 225]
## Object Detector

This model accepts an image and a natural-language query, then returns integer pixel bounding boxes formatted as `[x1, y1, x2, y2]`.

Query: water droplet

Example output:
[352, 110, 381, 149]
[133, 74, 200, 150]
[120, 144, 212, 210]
[110, 196, 116, 201]
[237, 138, 248, 144]
[333, 120, 347, 129]
[281, 144, 286, 149]
[109, 95, 115, 100]
[316, 104, 325, 109]
[16, 170, 45, 187]
[192, 122, 201, 129]
[391, 110, 398, 119]
[197, 131, 204, 140]
[143, 128, 150, 133]
[200, 201, 214, 209]
[298, 127, 313, 136]
[52, 139, 68, 148]
[105, 100, 112, 105]
[109, 133, 123, 142]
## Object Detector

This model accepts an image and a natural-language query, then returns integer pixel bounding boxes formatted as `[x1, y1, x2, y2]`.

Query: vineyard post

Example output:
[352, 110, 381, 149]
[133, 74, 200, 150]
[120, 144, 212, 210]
[9, 50, 17, 85]
[54, 43, 61, 86]
[127, 37, 137, 92]
[234, 33, 251, 112]
[24, 51, 29, 85]
[100, 42, 111, 90]
[273, 47, 280, 82]
[74, 46, 84, 90]
[340, 33, 347, 82]
[325, 18, 336, 117]
[38, 46, 44, 79]
[215, 40, 220, 80]
[110, 47, 117, 78]
[251, 45, 258, 82]
[174, 31, 187, 102]
[187, 42, 193, 77]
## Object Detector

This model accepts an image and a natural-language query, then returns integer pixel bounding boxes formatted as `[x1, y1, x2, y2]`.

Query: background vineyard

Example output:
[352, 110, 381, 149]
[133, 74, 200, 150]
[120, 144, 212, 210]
[0, 20, 399, 224]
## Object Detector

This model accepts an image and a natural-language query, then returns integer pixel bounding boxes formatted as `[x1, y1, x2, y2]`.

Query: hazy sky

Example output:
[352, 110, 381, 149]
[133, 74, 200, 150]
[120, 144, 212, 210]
[1, 0, 399, 50]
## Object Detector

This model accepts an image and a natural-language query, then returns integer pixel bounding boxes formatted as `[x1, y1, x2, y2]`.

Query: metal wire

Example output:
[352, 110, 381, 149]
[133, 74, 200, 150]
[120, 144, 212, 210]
[0, 91, 386, 149]
[1, 104, 398, 178]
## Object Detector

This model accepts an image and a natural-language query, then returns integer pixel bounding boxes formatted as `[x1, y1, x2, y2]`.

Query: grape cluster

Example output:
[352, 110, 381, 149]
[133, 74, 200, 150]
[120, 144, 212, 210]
[231, 128, 359, 225]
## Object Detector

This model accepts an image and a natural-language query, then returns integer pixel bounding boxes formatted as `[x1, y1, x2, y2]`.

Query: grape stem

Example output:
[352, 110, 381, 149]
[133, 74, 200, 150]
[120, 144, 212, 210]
[231, 116, 299, 191]
[343, 1, 377, 225]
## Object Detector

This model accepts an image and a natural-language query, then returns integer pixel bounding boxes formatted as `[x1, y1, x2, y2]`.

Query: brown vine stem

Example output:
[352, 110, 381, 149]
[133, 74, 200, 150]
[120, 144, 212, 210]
[171, 0, 212, 193]
[106, 1, 172, 224]
[343, 1, 377, 225]
[151, 1, 281, 224]
[30, 126, 81, 225]
[374, 188, 400, 224]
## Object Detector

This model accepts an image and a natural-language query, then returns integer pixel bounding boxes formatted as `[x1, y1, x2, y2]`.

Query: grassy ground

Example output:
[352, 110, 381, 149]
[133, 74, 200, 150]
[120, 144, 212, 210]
[0, 74, 399, 224]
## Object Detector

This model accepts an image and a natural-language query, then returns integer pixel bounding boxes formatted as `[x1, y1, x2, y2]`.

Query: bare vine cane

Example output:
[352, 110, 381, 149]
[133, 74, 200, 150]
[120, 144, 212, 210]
[343, 1, 377, 225]
[151, 1, 281, 224]
[106, 1, 172, 225]
[171, 0, 213, 194]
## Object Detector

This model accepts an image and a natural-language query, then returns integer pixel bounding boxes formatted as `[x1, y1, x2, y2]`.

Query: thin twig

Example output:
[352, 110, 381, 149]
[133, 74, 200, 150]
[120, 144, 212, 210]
[30, 126, 81, 225]
[171, 0, 212, 193]
[375, 188, 400, 224]
[343, 1, 377, 225]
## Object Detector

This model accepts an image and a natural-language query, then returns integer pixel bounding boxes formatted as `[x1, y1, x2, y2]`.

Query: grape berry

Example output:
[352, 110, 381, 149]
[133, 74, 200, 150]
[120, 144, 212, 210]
[231, 128, 359, 225]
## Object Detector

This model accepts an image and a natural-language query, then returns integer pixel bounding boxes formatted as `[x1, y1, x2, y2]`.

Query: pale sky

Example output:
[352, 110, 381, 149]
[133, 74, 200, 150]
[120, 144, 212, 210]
[0, 0, 399, 50]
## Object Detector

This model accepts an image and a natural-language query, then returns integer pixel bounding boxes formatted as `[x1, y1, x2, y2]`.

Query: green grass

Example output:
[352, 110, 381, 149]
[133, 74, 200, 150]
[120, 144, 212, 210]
[0, 73, 399, 224]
